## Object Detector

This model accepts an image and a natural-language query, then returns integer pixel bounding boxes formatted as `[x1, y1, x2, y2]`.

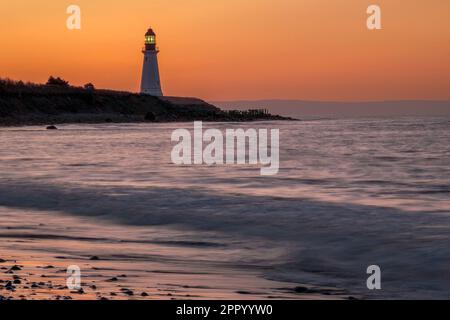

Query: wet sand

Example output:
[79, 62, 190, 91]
[0, 207, 350, 300]
[0, 254, 347, 300]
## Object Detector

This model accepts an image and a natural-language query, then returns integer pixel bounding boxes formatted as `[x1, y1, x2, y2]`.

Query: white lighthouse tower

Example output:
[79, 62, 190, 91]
[140, 28, 163, 96]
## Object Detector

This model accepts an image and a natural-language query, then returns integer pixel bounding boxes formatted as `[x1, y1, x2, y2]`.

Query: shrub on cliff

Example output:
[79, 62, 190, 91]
[46, 76, 69, 87]
[84, 83, 95, 91]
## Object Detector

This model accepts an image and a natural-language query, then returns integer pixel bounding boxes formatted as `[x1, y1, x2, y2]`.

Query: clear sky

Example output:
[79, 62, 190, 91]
[1, 0, 449, 101]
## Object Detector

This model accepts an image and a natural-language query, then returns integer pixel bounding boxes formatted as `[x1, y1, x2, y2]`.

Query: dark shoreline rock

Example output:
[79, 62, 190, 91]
[9, 265, 22, 271]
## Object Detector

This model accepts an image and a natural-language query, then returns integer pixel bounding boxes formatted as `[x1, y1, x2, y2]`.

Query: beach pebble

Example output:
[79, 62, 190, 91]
[5, 281, 15, 291]
[89, 256, 100, 261]
[294, 286, 314, 294]
[0, 259, 6, 263]
[141, 292, 149, 297]
[9, 265, 22, 271]
[120, 288, 134, 296]
[46, 125, 58, 130]
[107, 277, 118, 282]
[43, 265, 55, 269]
[236, 290, 252, 295]
[71, 288, 85, 294]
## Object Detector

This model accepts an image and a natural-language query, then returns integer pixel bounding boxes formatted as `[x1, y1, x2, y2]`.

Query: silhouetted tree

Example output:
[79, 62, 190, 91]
[46, 76, 69, 87]
[84, 83, 95, 91]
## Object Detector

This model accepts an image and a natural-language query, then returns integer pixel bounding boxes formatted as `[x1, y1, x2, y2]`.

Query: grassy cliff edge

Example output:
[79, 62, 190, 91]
[0, 79, 290, 126]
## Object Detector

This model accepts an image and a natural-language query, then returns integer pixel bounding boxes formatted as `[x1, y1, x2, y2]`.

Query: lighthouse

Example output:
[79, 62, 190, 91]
[140, 28, 163, 96]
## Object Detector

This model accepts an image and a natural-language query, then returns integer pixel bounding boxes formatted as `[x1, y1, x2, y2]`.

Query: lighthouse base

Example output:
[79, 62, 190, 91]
[141, 88, 163, 96]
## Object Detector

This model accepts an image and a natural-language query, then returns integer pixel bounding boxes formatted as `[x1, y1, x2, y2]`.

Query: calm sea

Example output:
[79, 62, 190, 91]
[1, 117, 449, 298]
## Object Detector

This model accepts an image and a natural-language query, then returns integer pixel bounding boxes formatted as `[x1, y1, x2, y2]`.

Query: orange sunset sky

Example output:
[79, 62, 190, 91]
[1, 0, 449, 101]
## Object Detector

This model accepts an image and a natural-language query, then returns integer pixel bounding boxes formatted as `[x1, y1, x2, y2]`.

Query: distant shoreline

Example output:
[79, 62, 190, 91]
[212, 99, 450, 119]
[0, 79, 292, 127]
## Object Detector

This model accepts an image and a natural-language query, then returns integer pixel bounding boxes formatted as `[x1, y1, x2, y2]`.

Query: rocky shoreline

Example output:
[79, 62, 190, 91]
[0, 79, 292, 127]
[0, 254, 349, 301]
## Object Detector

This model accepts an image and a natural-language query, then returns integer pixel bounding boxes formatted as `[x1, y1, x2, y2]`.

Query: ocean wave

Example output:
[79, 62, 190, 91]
[1, 180, 450, 298]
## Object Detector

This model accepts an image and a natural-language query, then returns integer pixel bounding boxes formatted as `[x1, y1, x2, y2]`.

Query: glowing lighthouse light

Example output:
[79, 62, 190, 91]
[140, 28, 163, 96]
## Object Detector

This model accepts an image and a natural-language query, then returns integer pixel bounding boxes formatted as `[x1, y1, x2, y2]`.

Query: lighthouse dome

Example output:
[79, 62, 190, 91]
[145, 28, 156, 36]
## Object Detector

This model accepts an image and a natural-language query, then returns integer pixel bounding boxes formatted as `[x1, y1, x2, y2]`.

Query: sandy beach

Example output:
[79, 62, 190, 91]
[0, 207, 348, 300]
